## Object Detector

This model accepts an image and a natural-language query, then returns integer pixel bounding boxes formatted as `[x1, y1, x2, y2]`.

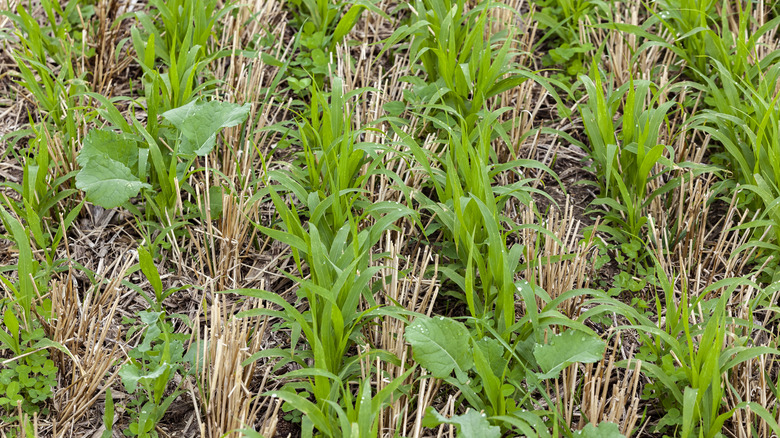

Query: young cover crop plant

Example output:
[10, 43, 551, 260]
[281, 0, 383, 92]
[577, 68, 683, 251]
[229, 76, 418, 436]
[532, 0, 601, 81]
[75, 99, 250, 215]
[384, 0, 567, 135]
[693, 61, 780, 239]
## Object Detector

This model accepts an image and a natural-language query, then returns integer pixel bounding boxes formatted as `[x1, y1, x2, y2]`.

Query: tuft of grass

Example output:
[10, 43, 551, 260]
[576, 65, 694, 257]
[692, 59, 780, 268]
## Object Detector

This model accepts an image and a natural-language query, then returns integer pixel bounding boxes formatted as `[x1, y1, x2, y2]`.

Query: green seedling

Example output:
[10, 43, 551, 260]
[382, 0, 567, 133]
[692, 60, 780, 255]
[391, 115, 558, 338]
[406, 304, 605, 436]
[576, 66, 693, 259]
[119, 311, 191, 438]
[282, 0, 385, 92]
[135, 246, 188, 312]
[587, 266, 780, 437]
[626, 0, 780, 81]
[0, 208, 76, 422]
[0, 205, 42, 330]
[1, 128, 84, 294]
[129, 0, 237, 141]
[9, 44, 87, 148]
[257, 76, 404, 246]
[132, 0, 233, 68]
[532, 0, 600, 82]
[1, 0, 95, 67]
[130, 30, 220, 139]
[267, 369, 415, 437]
[102, 388, 115, 438]
[229, 73, 420, 436]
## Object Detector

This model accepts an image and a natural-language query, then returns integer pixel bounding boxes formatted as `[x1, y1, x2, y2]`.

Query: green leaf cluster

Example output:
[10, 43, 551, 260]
[75, 99, 250, 212]
[532, 0, 601, 83]
[406, 314, 606, 435]
[281, 0, 381, 92]
[0, 328, 57, 419]
[118, 311, 191, 438]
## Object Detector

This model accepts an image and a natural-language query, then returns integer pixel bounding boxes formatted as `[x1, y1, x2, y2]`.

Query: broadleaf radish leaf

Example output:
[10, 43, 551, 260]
[76, 129, 139, 170]
[75, 129, 149, 208]
[533, 330, 606, 379]
[575, 421, 626, 438]
[405, 316, 472, 381]
[76, 158, 150, 209]
[423, 407, 500, 438]
[118, 361, 169, 393]
[162, 100, 251, 157]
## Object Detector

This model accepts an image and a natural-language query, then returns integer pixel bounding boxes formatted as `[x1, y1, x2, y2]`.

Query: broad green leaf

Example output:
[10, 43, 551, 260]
[139, 310, 163, 326]
[533, 330, 606, 379]
[474, 337, 507, 378]
[575, 422, 625, 438]
[76, 158, 150, 208]
[76, 129, 138, 169]
[423, 407, 500, 438]
[204, 185, 223, 220]
[383, 100, 405, 117]
[118, 361, 169, 393]
[405, 316, 473, 380]
[162, 99, 251, 157]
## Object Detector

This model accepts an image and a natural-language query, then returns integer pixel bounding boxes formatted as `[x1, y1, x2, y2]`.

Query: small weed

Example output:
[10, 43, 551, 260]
[0, 328, 57, 420]
[283, 0, 382, 92]
[532, 0, 600, 83]
[119, 311, 191, 438]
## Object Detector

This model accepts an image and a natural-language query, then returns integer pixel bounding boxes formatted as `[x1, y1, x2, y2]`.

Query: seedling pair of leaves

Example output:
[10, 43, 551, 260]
[75, 98, 250, 215]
